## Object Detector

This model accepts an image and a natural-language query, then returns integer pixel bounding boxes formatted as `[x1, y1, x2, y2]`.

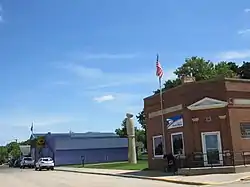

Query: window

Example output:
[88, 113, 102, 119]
[153, 135, 163, 157]
[240, 123, 250, 138]
[23, 157, 32, 161]
[171, 132, 184, 155]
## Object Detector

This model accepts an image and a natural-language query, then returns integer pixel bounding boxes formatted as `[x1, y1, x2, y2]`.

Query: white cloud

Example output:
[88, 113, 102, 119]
[91, 92, 144, 115]
[60, 63, 177, 90]
[93, 95, 115, 103]
[216, 50, 250, 60]
[67, 51, 139, 61]
[52, 81, 70, 85]
[244, 8, 250, 13]
[238, 29, 250, 35]
[61, 63, 154, 88]
[80, 53, 138, 60]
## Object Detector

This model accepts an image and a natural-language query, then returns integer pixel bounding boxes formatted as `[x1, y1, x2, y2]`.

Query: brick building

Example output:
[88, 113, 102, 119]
[144, 77, 250, 170]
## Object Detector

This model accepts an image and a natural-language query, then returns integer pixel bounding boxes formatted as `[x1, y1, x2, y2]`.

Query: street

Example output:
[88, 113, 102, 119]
[0, 166, 250, 187]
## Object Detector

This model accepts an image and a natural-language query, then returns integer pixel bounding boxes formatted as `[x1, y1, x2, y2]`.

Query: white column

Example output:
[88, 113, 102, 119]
[126, 113, 137, 164]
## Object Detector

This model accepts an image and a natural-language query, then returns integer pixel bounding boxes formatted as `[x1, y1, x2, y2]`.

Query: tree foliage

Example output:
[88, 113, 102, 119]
[136, 110, 146, 130]
[6, 142, 22, 159]
[115, 118, 146, 149]
[238, 62, 250, 79]
[0, 146, 8, 163]
[174, 57, 236, 80]
[115, 119, 127, 138]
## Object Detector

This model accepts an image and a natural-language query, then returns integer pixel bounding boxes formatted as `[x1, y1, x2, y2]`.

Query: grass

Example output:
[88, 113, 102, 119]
[71, 160, 148, 170]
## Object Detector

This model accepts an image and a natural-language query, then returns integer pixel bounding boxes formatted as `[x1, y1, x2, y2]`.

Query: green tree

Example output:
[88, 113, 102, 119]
[136, 110, 147, 149]
[0, 146, 8, 163]
[174, 57, 236, 81]
[10, 147, 22, 160]
[115, 118, 127, 138]
[19, 139, 31, 145]
[115, 118, 146, 150]
[239, 62, 250, 79]
[6, 142, 18, 153]
[174, 56, 215, 81]
[136, 110, 146, 130]
[153, 78, 182, 94]
[6, 142, 21, 159]
[227, 62, 239, 74]
[214, 61, 236, 78]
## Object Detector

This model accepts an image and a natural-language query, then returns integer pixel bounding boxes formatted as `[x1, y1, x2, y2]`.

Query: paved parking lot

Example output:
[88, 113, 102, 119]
[1, 166, 250, 187]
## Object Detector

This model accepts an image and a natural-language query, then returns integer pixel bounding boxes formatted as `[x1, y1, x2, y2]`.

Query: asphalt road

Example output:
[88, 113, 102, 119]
[0, 166, 250, 187]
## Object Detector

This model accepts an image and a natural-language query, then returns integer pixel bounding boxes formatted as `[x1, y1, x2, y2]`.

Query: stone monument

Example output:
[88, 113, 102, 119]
[126, 113, 137, 164]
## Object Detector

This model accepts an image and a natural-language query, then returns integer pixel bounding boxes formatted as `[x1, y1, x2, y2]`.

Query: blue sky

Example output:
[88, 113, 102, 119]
[0, 0, 250, 145]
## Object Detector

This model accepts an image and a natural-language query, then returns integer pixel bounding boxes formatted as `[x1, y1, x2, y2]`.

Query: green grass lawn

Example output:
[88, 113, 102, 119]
[72, 160, 148, 170]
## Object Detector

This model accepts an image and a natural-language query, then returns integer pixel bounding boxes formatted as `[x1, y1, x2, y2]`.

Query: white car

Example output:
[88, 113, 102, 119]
[35, 157, 54, 171]
[20, 157, 35, 169]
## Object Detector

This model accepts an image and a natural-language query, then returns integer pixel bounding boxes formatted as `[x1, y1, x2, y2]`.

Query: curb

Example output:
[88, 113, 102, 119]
[54, 168, 219, 186]
[240, 176, 250, 181]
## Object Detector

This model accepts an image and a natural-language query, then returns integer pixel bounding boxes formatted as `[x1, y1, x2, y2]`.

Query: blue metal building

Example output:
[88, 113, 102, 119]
[30, 132, 128, 166]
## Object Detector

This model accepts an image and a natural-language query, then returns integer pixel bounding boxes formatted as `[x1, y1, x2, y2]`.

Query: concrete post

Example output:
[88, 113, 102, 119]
[126, 113, 137, 164]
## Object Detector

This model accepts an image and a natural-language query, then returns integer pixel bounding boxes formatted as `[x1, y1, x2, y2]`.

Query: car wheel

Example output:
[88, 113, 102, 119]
[51, 167, 54, 170]
[35, 167, 38, 171]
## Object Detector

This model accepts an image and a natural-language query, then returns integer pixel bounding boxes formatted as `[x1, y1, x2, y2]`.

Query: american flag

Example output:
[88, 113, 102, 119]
[30, 122, 34, 133]
[156, 54, 163, 78]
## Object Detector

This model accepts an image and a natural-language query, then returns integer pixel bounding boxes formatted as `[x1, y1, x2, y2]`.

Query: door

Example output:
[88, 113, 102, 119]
[201, 131, 223, 166]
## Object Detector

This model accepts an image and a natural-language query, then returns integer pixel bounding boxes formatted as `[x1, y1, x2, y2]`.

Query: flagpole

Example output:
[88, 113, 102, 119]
[159, 77, 166, 155]
[156, 54, 166, 155]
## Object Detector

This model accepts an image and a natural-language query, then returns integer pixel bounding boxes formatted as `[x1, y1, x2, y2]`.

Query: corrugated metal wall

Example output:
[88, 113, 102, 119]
[55, 137, 128, 150]
[55, 147, 128, 165]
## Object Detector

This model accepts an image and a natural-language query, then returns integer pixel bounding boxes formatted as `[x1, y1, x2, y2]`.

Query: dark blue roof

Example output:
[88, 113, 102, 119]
[30, 132, 119, 140]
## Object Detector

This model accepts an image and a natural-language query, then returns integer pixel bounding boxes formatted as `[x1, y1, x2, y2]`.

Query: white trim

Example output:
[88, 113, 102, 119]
[187, 97, 228, 111]
[201, 131, 223, 166]
[152, 135, 164, 158]
[233, 98, 250, 105]
[171, 132, 185, 156]
[149, 104, 183, 118]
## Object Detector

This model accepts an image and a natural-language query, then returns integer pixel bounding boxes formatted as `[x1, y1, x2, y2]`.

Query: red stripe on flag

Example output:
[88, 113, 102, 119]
[156, 60, 163, 78]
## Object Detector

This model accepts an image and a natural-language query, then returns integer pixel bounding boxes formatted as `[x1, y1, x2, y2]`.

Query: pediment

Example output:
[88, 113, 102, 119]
[187, 97, 228, 111]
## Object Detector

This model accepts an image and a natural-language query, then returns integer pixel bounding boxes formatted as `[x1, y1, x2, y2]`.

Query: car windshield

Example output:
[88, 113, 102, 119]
[42, 158, 52, 162]
[24, 157, 32, 161]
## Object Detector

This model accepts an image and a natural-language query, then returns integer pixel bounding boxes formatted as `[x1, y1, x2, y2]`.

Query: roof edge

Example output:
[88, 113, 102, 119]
[144, 77, 227, 101]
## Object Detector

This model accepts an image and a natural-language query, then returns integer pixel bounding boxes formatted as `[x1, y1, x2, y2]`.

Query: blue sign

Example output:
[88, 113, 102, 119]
[166, 115, 183, 129]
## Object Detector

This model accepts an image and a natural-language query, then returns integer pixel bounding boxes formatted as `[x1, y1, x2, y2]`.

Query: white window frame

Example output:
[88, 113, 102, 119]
[171, 132, 185, 156]
[152, 135, 164, 158]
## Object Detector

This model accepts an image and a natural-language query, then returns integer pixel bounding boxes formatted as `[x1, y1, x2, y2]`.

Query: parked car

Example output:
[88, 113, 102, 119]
[35, 157, 54, 171]
[8, 159, 15, 167]
[13, 159, 21, 168]
[20, 157, 35, 169]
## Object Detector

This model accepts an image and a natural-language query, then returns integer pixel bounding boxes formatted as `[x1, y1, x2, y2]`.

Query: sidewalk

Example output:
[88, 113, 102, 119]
[55, 166, 250, 185]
